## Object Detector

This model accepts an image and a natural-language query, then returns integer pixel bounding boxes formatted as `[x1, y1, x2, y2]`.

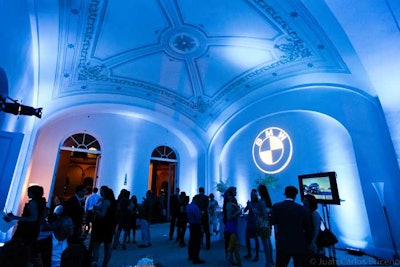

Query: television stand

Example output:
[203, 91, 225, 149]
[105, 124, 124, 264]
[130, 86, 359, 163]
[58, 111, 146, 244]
[322, 204, 337, 261]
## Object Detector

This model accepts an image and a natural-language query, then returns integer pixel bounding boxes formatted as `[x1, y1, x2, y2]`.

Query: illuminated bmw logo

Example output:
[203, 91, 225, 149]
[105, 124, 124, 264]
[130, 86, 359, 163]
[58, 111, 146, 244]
[252, 127, 293, 174]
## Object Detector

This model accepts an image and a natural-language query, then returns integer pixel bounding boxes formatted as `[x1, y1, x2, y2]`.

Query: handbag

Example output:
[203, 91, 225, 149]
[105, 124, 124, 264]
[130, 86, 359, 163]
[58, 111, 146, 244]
[316, 218, 338, 248]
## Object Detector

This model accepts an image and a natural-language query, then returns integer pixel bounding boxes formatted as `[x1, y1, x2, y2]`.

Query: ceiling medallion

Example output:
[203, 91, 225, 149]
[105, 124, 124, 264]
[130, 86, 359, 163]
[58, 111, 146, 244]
[162, 26, 207, 59]
[171, 33, 198, 54]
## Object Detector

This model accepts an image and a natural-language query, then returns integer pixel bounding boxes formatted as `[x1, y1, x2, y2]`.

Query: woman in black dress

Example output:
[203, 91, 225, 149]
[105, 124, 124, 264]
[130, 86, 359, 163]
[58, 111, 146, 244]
[90, 185, 117, 267]
[5, 185, 46, 246]
[127, 195, 139, 243]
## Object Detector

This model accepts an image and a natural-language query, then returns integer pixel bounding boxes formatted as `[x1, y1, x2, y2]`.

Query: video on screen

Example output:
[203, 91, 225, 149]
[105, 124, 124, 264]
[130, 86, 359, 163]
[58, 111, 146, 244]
[298, 171, 340, 205]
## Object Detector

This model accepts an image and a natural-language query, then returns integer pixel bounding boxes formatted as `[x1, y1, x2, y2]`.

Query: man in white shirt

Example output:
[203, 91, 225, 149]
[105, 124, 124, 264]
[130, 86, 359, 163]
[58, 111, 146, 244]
[32, 216, 74, 267]
[84, 187, 101, 233]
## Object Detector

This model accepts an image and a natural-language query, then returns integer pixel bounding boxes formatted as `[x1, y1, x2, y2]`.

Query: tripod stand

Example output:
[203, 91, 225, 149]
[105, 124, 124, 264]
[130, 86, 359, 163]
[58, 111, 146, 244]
[321, 204, 337, 259]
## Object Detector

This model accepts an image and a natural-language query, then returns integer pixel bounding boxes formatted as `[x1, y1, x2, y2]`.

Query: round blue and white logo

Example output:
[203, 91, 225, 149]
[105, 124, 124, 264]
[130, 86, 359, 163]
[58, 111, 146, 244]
[252, 127, 293, 174]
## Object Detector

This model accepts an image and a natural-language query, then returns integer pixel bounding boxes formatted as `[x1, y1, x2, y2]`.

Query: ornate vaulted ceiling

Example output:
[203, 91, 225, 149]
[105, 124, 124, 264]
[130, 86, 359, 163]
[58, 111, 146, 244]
[54, 0, 347, 130]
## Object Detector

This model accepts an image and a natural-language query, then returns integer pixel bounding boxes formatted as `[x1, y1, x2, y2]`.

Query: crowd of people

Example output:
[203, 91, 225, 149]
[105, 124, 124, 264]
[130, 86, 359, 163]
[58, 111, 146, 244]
[0, 182, 327, 267]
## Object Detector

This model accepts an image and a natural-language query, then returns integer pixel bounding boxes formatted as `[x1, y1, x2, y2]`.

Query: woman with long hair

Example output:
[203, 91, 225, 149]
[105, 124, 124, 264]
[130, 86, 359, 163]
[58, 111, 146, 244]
[5, 185, 46, 246]
[113, 189, 131, 250]
[127, 194, 139, 244]
[243, 189, 260, 261]
[90, 185, 117, 267]
[257, 184, 274, 267]
[223, 188, 243, 267]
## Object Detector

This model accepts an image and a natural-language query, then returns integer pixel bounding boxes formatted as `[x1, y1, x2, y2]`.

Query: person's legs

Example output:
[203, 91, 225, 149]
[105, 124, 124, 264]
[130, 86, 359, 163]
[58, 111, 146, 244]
[122, 229, 128, 249]
[266, 237, 274, 265]
[139, 219, 150, 246]
[131, 216, 137, 243]
[292, 254, 305, 267]
[224, 232, 231, 257]
[245, 234, 252, 259]
[91, 241, 100, 264]
[214, 216, 220, 234]
[275, 250, 291, 267]
[169, 214, 177, 240]
[253, 237, 260, 261]
[139, 219, 147, 245]
[102, 242, 112, 267]
[192, 224, 204, 263]
[260, 237, 274, 267]
[112, 225, 121, 249]
[188, 224, 194, 260]
[202, 216, 211, 249]
[231, 234, 242, 267]
[179, 216, 187, 245]
[146, 221, 151, 245]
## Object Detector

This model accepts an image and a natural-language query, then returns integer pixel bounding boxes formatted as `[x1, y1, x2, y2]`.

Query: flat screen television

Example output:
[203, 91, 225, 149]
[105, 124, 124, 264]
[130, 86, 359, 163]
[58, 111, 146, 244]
[298, 171, 340, 205]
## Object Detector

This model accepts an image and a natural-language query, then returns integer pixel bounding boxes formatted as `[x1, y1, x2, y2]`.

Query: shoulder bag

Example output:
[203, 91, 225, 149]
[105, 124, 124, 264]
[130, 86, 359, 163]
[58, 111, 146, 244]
[316, 218, 338, 248]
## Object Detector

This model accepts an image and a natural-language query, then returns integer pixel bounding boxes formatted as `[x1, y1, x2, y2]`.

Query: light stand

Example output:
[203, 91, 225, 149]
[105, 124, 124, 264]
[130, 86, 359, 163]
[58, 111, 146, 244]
[372, 182, 400, 260]
[321, 204, 337, 260]
[0, 95, 42, 118]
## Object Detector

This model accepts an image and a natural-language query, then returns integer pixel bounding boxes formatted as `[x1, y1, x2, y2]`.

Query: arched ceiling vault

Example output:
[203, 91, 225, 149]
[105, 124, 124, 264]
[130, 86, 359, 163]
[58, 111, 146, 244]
[47, 0, 351, 131]
[31, 0, 400, 132]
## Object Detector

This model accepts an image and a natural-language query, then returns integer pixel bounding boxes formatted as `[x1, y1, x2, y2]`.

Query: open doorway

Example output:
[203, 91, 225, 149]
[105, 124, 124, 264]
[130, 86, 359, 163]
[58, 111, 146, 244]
[50, 133, 101, 211]
[149, 146, 177, 222]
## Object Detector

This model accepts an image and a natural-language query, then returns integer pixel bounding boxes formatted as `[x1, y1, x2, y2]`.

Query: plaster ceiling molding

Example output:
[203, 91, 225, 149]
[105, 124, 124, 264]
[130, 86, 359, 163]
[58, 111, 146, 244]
[55, 0, 348, 130]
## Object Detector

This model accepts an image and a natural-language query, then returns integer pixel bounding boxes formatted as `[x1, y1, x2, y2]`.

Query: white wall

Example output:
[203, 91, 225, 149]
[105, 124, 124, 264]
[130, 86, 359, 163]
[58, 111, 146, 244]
[14, 108, 206, 206]
[209, 85, 400, 258]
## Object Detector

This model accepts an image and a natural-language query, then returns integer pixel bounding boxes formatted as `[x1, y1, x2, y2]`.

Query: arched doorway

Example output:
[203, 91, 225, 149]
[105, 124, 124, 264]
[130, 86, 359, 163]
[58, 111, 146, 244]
[51, 133, 101, 208]
[149, 146, 177, 221]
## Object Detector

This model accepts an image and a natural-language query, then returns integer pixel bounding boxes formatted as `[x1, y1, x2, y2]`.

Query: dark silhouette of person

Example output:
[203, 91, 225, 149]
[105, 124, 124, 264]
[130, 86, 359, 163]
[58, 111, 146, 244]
[169, 187, 180, 240]
[177, 191, 189, 246]
[303, 194, 322, 252]
[64, 185, 87, 241]
[127, 195, 139, 244]
[31, 216, 90, 267]
[187, 198, 205, 264]
[90, 185, 117, 267]
[84, 187, 101, 234]
[208, 193, 220, 235]
[270, 186, 312, 267]
[138, 190, 158, 248]
[257, 184, 274, 267]
[243, 189, 260, 261]
[193, 187, 210, 250]
[0, 238, 32, 267]
[223, 188, 243, 267]
[5, 185, 46, 246]
[113, 189, 131, 250]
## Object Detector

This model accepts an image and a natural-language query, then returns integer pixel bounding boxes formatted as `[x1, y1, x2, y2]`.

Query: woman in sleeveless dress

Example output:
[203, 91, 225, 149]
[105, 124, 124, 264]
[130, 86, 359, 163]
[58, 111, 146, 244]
[91, 185, 117, 267]
[257, 184, 274, 267]
[5, 185, 46, 246]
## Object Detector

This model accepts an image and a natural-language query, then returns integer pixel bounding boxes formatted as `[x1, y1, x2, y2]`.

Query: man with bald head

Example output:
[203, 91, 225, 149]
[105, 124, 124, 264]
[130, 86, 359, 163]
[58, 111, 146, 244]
[32, 216, 90, 267]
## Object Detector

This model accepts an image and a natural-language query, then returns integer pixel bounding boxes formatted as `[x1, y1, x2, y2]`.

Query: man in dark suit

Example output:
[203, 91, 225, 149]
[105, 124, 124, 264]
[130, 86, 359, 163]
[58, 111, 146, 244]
[270, 186, 312, 267]
[32, 216, 90, 267]
[193, 187, 210, 250]
[64, 185, 87, 241]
